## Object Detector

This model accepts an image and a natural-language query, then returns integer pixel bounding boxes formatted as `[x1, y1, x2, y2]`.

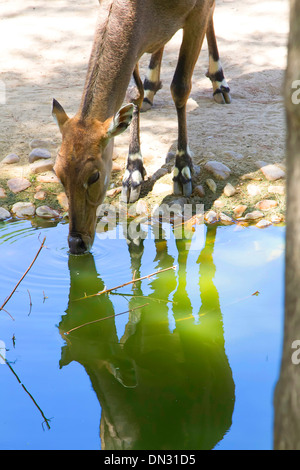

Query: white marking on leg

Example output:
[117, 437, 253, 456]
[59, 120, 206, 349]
[128, 152, 143, 162]
[182, 166, 191, 180]
[131, 170, 143, 185]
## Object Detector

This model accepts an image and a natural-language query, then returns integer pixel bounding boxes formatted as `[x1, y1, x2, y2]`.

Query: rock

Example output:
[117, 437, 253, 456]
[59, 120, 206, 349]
[271, 214, 284, 224]
[247, 184, 261, 197]
[106, 186, 122, 198]
[204, 210, 218, 224]
[111, 162, 122, 172]
[245, 210, 264, 220]
[0, 188, 6, 198]
[233, 204, 247, 218]
[29, 139, 57, 149]
[57, 192, 69, 211]
[12, 202, 35, 218]
[268, 185, 285, 195]
[206, 178, 217, 193]
[256, 219, 272, 228]
[241, 173, 262, 181]
[7, 178, 31, 193]
[255, 161, 285, 181]
[0, 207, 11, 220]
[213, 199, 225, 209]
[194, 184, 205, 197]
[36, 205, 60, 219]
[2, 153, 20, 164]
[219, 212, 234, 224]
[223, 150, 244, 160]
[205, 161, 231, 180]
[28, 148, 51, 163]
[37, 173, 60, 184]
[135, 199, 149, 215]
[223, 183, 236, 197]
[34, 190, 46, 200]
[30, 159, 54, 174]
[255, 199, 278, 211]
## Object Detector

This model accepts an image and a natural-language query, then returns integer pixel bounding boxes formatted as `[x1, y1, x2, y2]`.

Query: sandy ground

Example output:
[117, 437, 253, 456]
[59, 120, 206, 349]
[0, 0, 289, 220]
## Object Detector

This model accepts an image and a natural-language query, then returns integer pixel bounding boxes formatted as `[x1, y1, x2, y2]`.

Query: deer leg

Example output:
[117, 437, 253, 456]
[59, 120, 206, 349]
[141, 48, 164, 112]
[171, 20, 208, 197]
[122, 64, 146, 203]
[206, 12, 231, 104]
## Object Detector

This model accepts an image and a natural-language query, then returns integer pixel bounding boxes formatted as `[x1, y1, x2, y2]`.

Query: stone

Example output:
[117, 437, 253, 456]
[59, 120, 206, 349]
[2, 153, 20, 164]
[57, 192, 69, 211]
[29, 139, 57, 149]
[30, 159, 54, 174]
[219, 212, 234, 224]
[271, 214, 284, 224]
[223, 183, 236, 197]
[223, 150, 244, 160]
[245, 210, 264, 220]
[255, 161, 285, 181]
[111, 162, 122, 172]
[213, 199, 225, 209]
[0, 188, 6, 198]
[255, 199, 278, 211]
[37, 173, 60, 184]
[194, 184, 205, 197]
[12, 202, 35, 218]
[205, 161, 231, 180]
[36, 205, 60, 219]
[7, 178, 31, 193]
[256, 219, 272, 228]
[106, 186, 122, 198]
[233, 204, 247, 218]
[247, 184, 261, 197]
[28, 148, 51, 163]
[0, 207, 11, 220]
[204, 210, 218, 224]
[34, 190, 46, 200]
[135, 199, 149, 215]
[268, 185, 285, 195]
[206, 178, 217, 193]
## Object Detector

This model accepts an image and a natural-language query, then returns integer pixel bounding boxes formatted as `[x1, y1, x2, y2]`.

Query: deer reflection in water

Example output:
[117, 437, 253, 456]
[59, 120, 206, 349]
[59, 224, 235, 450]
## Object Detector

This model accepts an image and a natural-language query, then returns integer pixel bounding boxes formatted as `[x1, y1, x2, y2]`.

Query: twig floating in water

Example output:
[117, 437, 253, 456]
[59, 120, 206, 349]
[76, 265, 177, 301]
[0, 236, 46, 316]
[64, 303, 149, 335]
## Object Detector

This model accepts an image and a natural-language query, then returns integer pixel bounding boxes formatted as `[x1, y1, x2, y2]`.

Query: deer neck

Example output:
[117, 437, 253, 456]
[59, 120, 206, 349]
[78, 1, 140, 122]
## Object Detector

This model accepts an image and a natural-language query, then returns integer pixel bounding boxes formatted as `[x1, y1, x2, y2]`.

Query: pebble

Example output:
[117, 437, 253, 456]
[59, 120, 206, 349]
[204, 161, 231, 180]
[57, 192, 69, 210]
[255, 161, 285, 181]
[247, 184, 261, 197]
[255, 199, 278, 211]
[30, 159, 54, 174]
[204, 210, 218, 224]
[244, 210, 264, 220]
[12, 202, 35, 218]
[36, 205, 60, 219]
[7, 178, 31, 193]
[233, 204, 247, 218]
[213, 199, 225, 209]
[111, 162, 122, 172]
[268, 185, 285, 195]
[206, 178, 217, 193]
[0, 207, 11, 220]
[29, 139, 57, 149]
[2, 153, 20, 164]
[34, 190, 46, 200]
[219, 212, 234, 224]
[28, 148, 51, 163]
[37, 174, 60, 183]
[135, 199, 149, 215]
[223, 183, 236, 197]
[256, 219, 272, 228]
[0, 188, 6, 198]
[106, 186, 122, 198]
[271, 214, 284, 224]
[194, 184, 205, 197]
[223, 150, 244, 160]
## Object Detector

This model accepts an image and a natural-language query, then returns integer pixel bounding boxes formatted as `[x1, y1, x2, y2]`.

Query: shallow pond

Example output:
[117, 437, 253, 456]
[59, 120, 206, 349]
[0, 217, 284, 450]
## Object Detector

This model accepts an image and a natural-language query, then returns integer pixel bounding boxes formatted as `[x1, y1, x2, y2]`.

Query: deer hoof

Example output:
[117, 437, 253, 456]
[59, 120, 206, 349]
[213, 87, 231, 105]
[173, 165, 193, 197]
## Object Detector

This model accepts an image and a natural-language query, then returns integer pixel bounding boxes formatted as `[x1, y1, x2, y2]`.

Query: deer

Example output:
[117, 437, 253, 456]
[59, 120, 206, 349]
[52, 0, 231, 255]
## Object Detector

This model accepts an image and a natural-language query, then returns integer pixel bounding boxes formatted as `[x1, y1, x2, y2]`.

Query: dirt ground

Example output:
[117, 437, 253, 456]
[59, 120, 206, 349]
[0, 0, 289, 223]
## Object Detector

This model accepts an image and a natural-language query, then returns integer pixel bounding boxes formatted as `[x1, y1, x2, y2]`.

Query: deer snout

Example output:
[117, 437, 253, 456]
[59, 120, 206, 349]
[68, 234, 89, 255]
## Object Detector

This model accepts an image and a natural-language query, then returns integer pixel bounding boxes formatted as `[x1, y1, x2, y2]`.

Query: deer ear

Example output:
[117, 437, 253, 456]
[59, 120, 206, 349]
[106, 104, 134, 139]
[52, 99, 69, 132]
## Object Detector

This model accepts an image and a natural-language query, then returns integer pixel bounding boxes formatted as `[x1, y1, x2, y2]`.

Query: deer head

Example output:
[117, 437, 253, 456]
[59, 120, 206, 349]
[52, 99, 134, 255]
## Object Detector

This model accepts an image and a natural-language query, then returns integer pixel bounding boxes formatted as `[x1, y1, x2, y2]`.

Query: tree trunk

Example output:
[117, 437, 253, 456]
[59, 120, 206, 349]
[274, 0, 300, 450]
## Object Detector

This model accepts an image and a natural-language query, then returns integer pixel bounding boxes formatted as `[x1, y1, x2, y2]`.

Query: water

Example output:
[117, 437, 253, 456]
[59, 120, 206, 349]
[0, 218, 285, 450]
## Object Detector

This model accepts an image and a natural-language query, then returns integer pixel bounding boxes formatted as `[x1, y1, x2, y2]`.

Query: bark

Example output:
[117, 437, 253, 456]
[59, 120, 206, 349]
[274, 0, 300, 450]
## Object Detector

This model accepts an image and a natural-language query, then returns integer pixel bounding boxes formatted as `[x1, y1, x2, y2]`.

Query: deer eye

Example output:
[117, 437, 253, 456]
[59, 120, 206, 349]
[88, 171, 100, 186]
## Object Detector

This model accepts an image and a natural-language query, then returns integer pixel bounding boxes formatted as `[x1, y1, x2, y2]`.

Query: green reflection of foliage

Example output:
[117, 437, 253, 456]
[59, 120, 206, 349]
[59, 225, 235, 450]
